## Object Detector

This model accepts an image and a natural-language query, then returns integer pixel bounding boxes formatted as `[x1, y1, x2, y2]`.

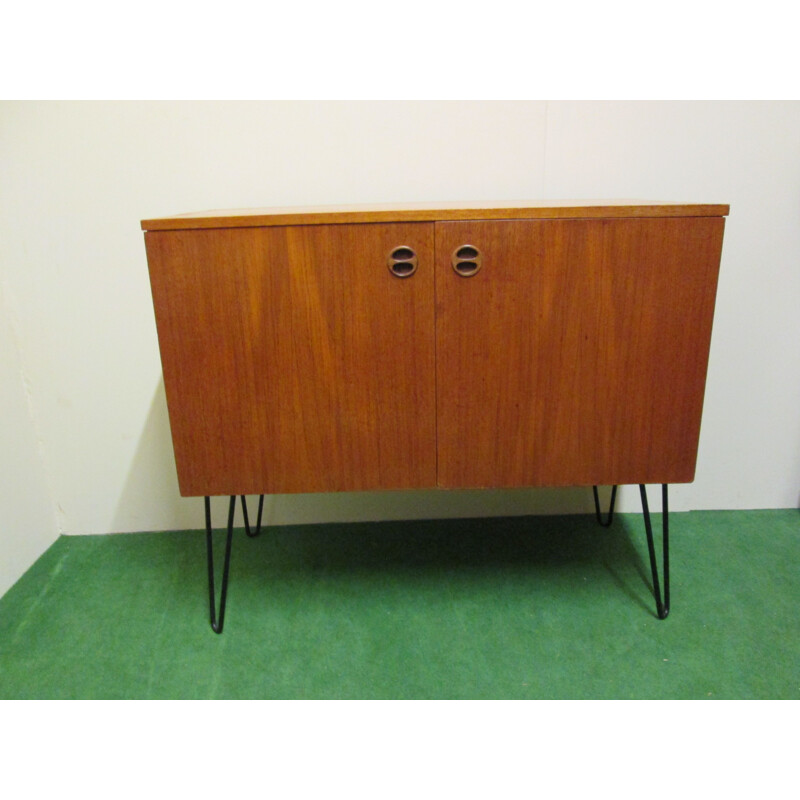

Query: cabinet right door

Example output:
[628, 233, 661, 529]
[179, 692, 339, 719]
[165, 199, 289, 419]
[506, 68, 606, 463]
[434, 217, 725, 488]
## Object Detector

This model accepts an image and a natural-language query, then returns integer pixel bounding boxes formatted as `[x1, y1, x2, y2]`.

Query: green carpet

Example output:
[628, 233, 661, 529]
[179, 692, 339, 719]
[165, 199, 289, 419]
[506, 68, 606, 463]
[0, 509, 797, 699]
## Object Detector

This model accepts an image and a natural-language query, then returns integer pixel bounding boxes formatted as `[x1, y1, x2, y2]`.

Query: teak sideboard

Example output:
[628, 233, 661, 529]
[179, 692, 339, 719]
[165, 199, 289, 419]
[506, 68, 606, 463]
[142, 201, 728, 632]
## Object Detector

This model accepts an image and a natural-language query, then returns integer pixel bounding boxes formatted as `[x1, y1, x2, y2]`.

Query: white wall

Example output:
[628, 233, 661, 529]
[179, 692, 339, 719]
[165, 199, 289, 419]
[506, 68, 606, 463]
[1, 102, 799, 587]
[0, 280, 59, 597]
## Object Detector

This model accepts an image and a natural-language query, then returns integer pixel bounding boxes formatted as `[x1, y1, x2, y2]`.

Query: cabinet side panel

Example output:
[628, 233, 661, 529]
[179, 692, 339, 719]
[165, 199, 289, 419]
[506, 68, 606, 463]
[435, 218, 724, 488]
[145, 224, 436, 495]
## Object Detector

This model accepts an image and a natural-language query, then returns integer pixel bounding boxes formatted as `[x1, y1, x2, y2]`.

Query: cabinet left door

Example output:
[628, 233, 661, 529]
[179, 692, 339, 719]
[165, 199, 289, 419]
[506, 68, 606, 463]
[145, 223, 437, 496]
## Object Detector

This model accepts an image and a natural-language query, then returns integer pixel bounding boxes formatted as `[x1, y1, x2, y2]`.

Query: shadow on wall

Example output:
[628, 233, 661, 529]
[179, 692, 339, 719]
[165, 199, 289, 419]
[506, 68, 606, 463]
[111, 380, 197, 533]
[112, 380, 601, 534]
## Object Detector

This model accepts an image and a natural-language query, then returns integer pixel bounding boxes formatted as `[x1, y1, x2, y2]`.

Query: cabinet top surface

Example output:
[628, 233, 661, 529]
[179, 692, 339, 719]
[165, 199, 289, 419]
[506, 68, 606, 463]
[141, 200, 729, 231]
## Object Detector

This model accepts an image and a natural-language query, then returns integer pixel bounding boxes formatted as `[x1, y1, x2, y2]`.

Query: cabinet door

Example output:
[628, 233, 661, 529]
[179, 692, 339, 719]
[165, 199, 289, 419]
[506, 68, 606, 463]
[435, 218, 725, 488]
[146, 223, 436, 496]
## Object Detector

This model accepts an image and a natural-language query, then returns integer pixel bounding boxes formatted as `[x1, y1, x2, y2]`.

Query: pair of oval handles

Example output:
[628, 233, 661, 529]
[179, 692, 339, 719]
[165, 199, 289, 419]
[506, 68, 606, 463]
[387, 245, 482, 278]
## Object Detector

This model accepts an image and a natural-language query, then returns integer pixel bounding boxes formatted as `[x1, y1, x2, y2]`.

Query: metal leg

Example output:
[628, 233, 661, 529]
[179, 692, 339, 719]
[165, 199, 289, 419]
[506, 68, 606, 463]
[205, 495, 236, 634]
[592, 485, 617, 527]
[240, 494, 265, 538]
[639, 484, 670, 620]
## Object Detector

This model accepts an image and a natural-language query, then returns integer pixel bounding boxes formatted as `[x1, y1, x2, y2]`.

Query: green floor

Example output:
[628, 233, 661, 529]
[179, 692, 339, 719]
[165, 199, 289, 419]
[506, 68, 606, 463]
[0, 509, 797, 699]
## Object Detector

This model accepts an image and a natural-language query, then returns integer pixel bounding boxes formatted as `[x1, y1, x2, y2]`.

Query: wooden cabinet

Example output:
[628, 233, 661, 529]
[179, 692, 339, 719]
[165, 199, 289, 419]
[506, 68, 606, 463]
[142, 202, 727, 498]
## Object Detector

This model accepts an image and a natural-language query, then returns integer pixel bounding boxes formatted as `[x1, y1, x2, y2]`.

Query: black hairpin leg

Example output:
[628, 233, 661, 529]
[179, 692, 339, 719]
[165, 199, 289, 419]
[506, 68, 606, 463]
[205, 495, 236, 634]
[639, 483, 670, 620]
[240, 495, 265, 538]
[592, 485, 617, 527]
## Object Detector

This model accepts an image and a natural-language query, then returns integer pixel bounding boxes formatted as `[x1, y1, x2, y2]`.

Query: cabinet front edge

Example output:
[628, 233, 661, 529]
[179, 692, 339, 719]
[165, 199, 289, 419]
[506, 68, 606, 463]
[141, 203, 730, 231]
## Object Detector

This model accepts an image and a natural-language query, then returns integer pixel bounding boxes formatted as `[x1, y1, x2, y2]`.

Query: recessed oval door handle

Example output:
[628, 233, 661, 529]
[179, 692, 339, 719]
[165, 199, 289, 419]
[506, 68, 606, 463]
[452, 244, 482, 277]
[387, 246, 418, 277]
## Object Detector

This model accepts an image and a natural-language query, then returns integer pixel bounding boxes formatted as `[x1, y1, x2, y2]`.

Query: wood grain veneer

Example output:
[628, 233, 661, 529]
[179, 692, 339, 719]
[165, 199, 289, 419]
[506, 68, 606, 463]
[142, 201, 730, 231]
[145, 223, 436, 496]
[435, 217, 725, 487]
[143, 203, 727, 497]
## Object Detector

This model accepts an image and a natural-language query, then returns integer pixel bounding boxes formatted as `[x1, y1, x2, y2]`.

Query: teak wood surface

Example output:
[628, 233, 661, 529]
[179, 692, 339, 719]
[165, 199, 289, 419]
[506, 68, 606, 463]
[434, 217, 725, 487]
[143, 203, 727, 496]
[146, 224, 437, 496]
[142, 201, 730, 231]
